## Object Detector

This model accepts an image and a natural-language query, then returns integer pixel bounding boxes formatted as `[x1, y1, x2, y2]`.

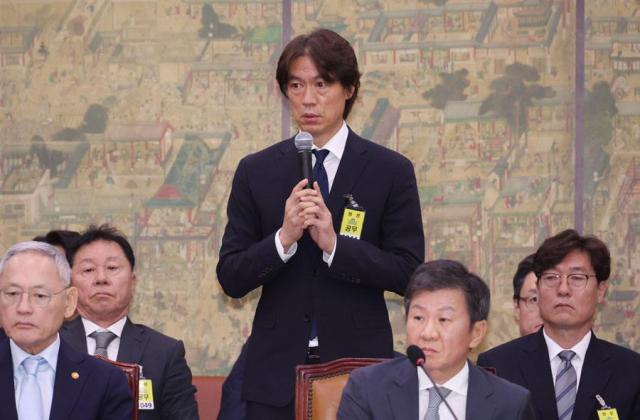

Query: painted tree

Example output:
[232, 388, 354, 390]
[423, 68, 469, 109]
[479, 62, 554, 140]
[198, 4, 237, 61]
[584, 81, 617, 196]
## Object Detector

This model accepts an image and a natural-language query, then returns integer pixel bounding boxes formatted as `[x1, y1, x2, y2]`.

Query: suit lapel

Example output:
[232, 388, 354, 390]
[466, 362, 496, 419]
[572, 334, 611, 420]
[60, 317, 89, 353]
[0, 338, 18, 420]
[50, 340, 90, 420]
[387, 359, 419, 420]
[116, 319, 148, 364]
[328, 130, 369, 227]
[519, 330, 558, 419]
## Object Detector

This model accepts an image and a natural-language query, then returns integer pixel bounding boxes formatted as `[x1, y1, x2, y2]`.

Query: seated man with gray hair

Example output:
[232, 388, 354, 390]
[0, 241, 133, 420]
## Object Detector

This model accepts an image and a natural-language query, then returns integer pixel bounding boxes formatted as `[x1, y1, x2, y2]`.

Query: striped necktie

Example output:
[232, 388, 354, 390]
[425, 386, 451, 420]
[555, 350, 577, 420]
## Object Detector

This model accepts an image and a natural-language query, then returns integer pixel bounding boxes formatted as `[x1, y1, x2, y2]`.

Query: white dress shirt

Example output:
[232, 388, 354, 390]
[418, 361, 469, 420]
[82, 316, 128, 360]
[11, 334, 60, 420]
[543, 329, 591, 392]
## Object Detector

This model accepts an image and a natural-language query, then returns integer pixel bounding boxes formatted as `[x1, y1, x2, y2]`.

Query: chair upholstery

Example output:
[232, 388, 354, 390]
[95, 355, 140, 420]
[193, 375, 225, 420]
[295, 358, 385, 420]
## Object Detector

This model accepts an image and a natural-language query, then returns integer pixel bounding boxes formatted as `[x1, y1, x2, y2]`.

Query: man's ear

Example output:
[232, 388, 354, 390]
[64, 286, 78, 318]
[469, 320, 488, 350]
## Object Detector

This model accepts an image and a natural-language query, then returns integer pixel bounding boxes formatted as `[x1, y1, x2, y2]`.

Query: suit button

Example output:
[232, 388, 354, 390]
[313, 268, 319, 277]
[303, 314, 311, 323]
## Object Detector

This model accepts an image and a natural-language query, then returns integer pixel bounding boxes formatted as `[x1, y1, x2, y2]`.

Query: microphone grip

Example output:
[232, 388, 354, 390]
[299, 150, 313, 189]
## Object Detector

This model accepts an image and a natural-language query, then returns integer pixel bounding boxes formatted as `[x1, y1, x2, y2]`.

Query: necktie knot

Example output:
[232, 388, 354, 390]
[22, 356, 44, 376]
[90, 330, 117, 357]
[558, 350, 576, 363]
[313, 149, 330, 164]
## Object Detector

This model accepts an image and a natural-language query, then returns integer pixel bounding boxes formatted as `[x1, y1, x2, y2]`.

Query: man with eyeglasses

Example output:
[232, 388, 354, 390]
[0, 241, 132, 420]
[59, 224, 199, 420]
[512, 254, 543, 336]
[478, 229, 640, 420]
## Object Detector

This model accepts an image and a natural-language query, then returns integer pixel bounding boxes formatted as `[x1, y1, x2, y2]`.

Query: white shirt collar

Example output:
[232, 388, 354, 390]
[81, 315, 128, 338]
[543, 328, 591, 363]
[417, 359, 469, 397]
[310, 121, 348, 160]
[10, 333, 60, 373]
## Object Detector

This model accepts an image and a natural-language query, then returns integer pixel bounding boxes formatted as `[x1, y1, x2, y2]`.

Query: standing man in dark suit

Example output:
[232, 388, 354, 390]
[338, 259, 535, 420]
[0, 241, 132, 420]
[60, 224, 199, 420]
[216, 28, 424, 420]
[478, 229, 640, 420]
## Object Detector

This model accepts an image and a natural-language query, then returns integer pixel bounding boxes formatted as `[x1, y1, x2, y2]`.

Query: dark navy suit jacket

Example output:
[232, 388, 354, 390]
[0, 335, 133, 420]
[216, 129, 425, 406]
[337, 356, 536, 420]
[477, 328, 640, 420]
[60, 316, 199, 420]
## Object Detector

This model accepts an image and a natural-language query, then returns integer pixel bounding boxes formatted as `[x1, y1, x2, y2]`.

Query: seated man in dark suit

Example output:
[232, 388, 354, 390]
[0, 241, 132, 420]
[60, 224, 199, 420]
[478, 229, 640, 420]
[338, 259, 535, 420]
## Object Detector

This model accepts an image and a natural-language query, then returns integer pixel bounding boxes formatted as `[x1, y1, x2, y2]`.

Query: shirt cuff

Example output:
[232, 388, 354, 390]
[323, 237, 337, 266]
[275, 228, 297, 262]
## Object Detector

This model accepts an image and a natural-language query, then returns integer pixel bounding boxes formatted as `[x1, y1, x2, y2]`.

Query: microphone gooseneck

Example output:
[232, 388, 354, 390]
[406, 345, 459, 420]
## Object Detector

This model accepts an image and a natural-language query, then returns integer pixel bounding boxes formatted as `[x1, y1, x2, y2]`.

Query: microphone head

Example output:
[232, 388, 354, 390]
[406, 345, 426, 367]
[294, 131, 313, 151]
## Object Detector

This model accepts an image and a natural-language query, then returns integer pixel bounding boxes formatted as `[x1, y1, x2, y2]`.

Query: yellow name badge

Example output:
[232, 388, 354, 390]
[597, 408, 620, 420]
[139, 379, 155, 410]
[340, 208, 365, 239]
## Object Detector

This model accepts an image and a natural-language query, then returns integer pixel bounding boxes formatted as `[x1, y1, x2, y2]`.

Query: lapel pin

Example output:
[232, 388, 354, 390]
[71, 372, 80, 380]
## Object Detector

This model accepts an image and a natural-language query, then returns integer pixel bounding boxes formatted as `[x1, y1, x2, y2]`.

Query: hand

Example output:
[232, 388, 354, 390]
[279, 179, 318, 251]
[301, 182, 336, 254]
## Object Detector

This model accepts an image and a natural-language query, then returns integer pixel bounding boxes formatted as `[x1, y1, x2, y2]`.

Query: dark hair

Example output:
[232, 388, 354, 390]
[533, 229, 610, 282]
[70, 224, 135, 269]
[404, 259, 490, 325]
[275, 28, 361, 119]
[513, 253, 535, 300]
[33, 229, 80, 259]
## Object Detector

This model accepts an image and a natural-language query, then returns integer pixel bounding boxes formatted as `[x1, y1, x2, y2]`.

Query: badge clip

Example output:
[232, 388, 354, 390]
[339, 194, 365, 239]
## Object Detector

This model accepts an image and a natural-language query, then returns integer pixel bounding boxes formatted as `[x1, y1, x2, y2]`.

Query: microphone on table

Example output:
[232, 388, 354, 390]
[407, 345, 459, 420]
[294, 131, 314, 189]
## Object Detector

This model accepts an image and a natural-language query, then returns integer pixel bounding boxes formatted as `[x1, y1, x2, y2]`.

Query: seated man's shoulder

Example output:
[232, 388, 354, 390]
[596, 337, 640, 366]
[131, 322, 183, 349]
[350, 356, 408, 382]
[478, 333, 532, 360]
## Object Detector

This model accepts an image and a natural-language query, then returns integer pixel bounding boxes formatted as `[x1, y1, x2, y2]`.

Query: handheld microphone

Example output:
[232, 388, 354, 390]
[294, 131, 314, 189]
[407, 345, 459, 420]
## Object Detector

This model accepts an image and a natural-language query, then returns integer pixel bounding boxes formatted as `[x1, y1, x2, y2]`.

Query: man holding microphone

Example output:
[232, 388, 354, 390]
[216, 28, 424, 419]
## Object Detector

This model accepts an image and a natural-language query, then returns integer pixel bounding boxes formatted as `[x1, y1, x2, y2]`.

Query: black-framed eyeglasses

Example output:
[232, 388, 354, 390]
[538, 272, 596, 290]
[517, 295, 538, 309]
[0, 287, 69, 308]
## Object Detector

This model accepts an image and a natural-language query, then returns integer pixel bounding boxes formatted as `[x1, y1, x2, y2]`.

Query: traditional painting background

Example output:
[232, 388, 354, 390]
[1, 0, 638, 375]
